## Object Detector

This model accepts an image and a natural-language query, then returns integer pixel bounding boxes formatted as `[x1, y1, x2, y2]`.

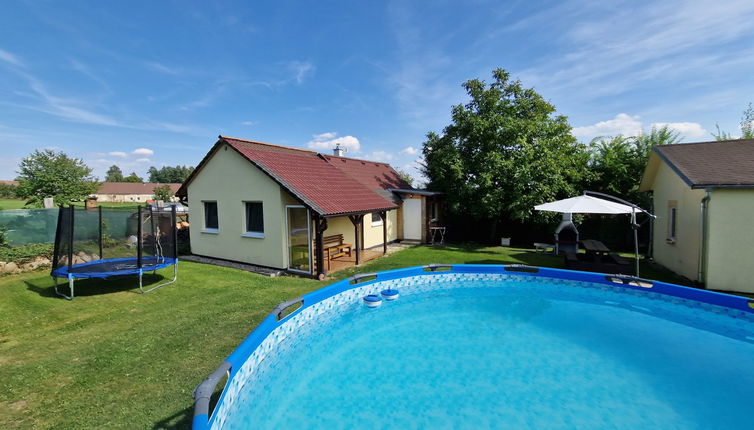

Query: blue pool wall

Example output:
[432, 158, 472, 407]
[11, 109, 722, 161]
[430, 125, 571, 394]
[192, 264, 754, 430]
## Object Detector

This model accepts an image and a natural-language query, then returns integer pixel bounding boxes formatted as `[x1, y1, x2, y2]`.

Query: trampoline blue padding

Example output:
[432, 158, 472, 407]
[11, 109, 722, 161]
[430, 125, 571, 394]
[51, 257, 177, 279]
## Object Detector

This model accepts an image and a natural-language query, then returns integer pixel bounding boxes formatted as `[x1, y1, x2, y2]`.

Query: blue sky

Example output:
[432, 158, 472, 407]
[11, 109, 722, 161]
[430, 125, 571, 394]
[2, 0, 754, 183]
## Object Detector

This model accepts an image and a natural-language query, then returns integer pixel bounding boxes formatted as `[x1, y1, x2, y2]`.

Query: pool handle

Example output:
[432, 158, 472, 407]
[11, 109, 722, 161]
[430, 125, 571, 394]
[193, 361, 232, 421]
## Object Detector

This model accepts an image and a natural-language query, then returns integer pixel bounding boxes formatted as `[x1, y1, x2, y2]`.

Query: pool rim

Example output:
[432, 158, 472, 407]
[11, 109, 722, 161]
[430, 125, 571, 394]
[192, 264, 754, 430]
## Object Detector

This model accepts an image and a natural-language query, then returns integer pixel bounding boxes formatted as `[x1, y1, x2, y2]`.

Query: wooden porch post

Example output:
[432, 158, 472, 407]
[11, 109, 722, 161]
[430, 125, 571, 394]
[380, 210, 387, 254]
[349, 214, 364, 265]
[314, 215, 327, 278]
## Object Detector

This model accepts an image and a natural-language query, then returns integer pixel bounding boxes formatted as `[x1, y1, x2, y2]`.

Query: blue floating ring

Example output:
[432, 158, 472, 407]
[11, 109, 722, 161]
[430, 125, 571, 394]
[363, 294, 383, 307]
[381, 289, 400, 300]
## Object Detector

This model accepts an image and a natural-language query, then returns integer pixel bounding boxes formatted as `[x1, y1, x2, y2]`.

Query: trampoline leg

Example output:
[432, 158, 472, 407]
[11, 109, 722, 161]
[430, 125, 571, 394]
[54, 276, 74, 300]
[140, 262, 178, 294]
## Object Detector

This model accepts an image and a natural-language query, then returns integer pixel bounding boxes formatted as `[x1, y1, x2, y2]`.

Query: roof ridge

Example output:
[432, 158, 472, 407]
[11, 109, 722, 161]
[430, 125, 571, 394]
[657, 138, 754, 148]
[321, 153, 391, 165]
[219, 135, 317, 153]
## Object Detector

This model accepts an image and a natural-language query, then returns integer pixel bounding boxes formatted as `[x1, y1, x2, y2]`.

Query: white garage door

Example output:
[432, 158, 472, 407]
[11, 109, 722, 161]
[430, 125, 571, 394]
[402, 198, 422, 240]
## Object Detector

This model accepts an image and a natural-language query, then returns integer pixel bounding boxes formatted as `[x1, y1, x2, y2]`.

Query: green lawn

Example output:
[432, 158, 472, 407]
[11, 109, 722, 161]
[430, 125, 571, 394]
[0, 199, 28, 210]
[0, 244, 686, 429]
[0, 200, 142, 211]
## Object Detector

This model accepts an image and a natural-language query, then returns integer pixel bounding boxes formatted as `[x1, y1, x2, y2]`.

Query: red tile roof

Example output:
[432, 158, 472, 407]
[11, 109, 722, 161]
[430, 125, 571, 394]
[96, 182, 182, 195]
[180, 136, 399, 216]
[321, 154, 411, 202]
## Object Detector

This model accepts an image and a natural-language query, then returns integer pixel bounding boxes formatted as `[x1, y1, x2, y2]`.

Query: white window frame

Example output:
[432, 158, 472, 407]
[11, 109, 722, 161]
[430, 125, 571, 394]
[202, 200, 219, 234]
[370, 211, 383, 227]
[242, 201, 265, 238]
[285, 205, 312, 274]
[666, 204, 677, 244]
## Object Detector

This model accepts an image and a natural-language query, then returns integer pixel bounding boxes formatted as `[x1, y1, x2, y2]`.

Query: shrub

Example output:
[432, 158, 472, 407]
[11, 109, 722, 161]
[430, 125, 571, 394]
[0, 183, 18, 199]
[0, 243, 54, 264]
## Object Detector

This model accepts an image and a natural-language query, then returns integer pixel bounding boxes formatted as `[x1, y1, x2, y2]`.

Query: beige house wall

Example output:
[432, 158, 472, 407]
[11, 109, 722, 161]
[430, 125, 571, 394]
[323, 210, 398, 250]
[650, 161, 705, 281]
[187, 143, 289, 269]
[705, 189, 754, 293]
[95, 193, 153, 203]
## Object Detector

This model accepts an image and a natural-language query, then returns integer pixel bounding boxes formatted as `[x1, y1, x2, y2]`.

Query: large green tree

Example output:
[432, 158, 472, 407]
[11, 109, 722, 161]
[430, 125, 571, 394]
[122, 172, 143, 183]
[585, 126, 680, 207]
[422, 68, 589, 241]
[15, 149, 99, 207]
[147, 165, 194, 183]
[105, 165, 124, 182]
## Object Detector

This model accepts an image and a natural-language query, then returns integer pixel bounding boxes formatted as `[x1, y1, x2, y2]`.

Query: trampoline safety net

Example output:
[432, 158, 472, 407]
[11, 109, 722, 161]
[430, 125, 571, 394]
[51, 205, 178, 299]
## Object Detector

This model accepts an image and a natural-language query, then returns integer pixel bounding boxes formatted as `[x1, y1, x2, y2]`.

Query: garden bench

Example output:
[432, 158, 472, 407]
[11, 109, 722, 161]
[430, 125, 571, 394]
[321, 234, 352, 270]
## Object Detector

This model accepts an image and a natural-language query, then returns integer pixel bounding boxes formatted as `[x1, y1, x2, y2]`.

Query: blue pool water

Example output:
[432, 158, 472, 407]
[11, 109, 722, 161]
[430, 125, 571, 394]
[217, 277, 754, 429]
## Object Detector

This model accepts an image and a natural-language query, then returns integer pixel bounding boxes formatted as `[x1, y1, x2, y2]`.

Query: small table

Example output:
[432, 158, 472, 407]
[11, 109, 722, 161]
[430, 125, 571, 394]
[581, 239, 611, 261]
[429, 227, 446, 245]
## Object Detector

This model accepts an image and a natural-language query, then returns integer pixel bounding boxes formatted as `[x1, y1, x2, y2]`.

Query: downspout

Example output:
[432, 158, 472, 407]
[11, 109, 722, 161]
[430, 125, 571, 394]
[697, 190, 711, 286]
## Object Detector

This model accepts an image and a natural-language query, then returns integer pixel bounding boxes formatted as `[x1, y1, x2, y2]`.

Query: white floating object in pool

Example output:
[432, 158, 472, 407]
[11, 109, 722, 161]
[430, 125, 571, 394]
[363, 294, 382, 308]
[381, 289, 400, 301]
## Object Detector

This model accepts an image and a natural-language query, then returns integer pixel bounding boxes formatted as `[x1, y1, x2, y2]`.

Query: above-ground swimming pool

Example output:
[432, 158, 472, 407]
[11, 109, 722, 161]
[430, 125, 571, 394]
[194, 265, 754, 430]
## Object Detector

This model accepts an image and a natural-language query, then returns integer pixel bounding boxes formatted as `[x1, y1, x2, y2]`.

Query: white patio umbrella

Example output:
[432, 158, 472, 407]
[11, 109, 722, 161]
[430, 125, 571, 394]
[535, 192, 654, 277]
[534, 195, 634, 214]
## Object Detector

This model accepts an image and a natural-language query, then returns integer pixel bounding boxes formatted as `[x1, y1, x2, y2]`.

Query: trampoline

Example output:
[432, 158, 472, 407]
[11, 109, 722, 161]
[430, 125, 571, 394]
[51, 205, 179, 300]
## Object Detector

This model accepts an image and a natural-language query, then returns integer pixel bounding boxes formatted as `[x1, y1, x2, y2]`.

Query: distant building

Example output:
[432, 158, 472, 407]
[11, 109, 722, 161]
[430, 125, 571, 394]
[0, 180, 19, 186]
[93, 182, 182, 203]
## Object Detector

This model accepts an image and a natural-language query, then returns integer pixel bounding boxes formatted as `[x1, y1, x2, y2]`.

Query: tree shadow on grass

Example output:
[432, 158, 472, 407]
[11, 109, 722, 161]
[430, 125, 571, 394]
[152, 405, 193, 430]
[461, 251, 564, 268]
[25, 273, 169, 299]
[153, 377, 226, 430]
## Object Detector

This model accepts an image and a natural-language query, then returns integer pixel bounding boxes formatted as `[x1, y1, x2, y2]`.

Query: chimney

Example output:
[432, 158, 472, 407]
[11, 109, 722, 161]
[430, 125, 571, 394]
[333, 143, 345, 157]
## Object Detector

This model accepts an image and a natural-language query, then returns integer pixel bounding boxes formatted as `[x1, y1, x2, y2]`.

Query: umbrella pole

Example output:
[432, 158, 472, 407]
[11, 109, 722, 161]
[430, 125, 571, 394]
[632, 209, 639, 277]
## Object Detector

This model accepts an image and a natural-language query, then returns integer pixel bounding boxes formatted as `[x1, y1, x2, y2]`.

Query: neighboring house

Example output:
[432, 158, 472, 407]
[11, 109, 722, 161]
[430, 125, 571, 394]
[639, 139, 754, 293]
[93, 182, 182, 203]
[177, 135, 441, 277]
[0, 180, 19, 186]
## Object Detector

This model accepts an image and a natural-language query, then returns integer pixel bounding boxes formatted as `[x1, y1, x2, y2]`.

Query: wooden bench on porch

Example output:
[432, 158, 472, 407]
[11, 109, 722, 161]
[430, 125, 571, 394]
[319, 234, 352, 270]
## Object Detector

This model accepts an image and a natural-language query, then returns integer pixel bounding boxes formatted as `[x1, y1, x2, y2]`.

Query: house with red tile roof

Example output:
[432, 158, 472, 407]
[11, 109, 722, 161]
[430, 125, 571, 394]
[639, 138, 754, 293]
[177, 136, 442, 277]
[93, 182, 182, 203]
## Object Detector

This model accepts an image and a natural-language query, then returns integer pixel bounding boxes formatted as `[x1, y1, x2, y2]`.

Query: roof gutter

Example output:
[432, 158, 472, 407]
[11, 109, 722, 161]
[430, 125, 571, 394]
[698, 190, 711, 285]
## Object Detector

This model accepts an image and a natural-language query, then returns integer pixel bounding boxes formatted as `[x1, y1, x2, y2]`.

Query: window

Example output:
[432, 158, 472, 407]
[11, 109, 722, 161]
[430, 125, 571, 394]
[243, 202, 264, 237]
[371, 211, 383, 226]
[203, 201, 218, 233]
[667, 202, 677, 243]
[430, 202, 439, 221]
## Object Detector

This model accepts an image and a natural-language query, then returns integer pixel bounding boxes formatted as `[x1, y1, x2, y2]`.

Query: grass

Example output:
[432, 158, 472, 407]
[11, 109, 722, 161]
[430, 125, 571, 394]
[0, 244, 687, 429]
[0, 199, 28, 210]
[0, 199, 142, 211]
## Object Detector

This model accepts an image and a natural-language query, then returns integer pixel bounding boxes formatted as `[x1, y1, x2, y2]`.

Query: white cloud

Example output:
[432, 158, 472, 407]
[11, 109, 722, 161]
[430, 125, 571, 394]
[400, 146, 418, 155]
[0, 48, 23, 67]
[574, 114, 710, 142]
[241, 121, 256, 126]
[135, 158, 151, 163]
[108, 151, 127, 158]
[132, 148, 154, 156]
[572, 113, 643, 138]
[288, 61, 315, 84]
[651, 121, 707, 139]
[145, 61, 180, 75]
[366, 151, 394, 162]
[307, 132, 361, 153]
[313, 132, 337, 140]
